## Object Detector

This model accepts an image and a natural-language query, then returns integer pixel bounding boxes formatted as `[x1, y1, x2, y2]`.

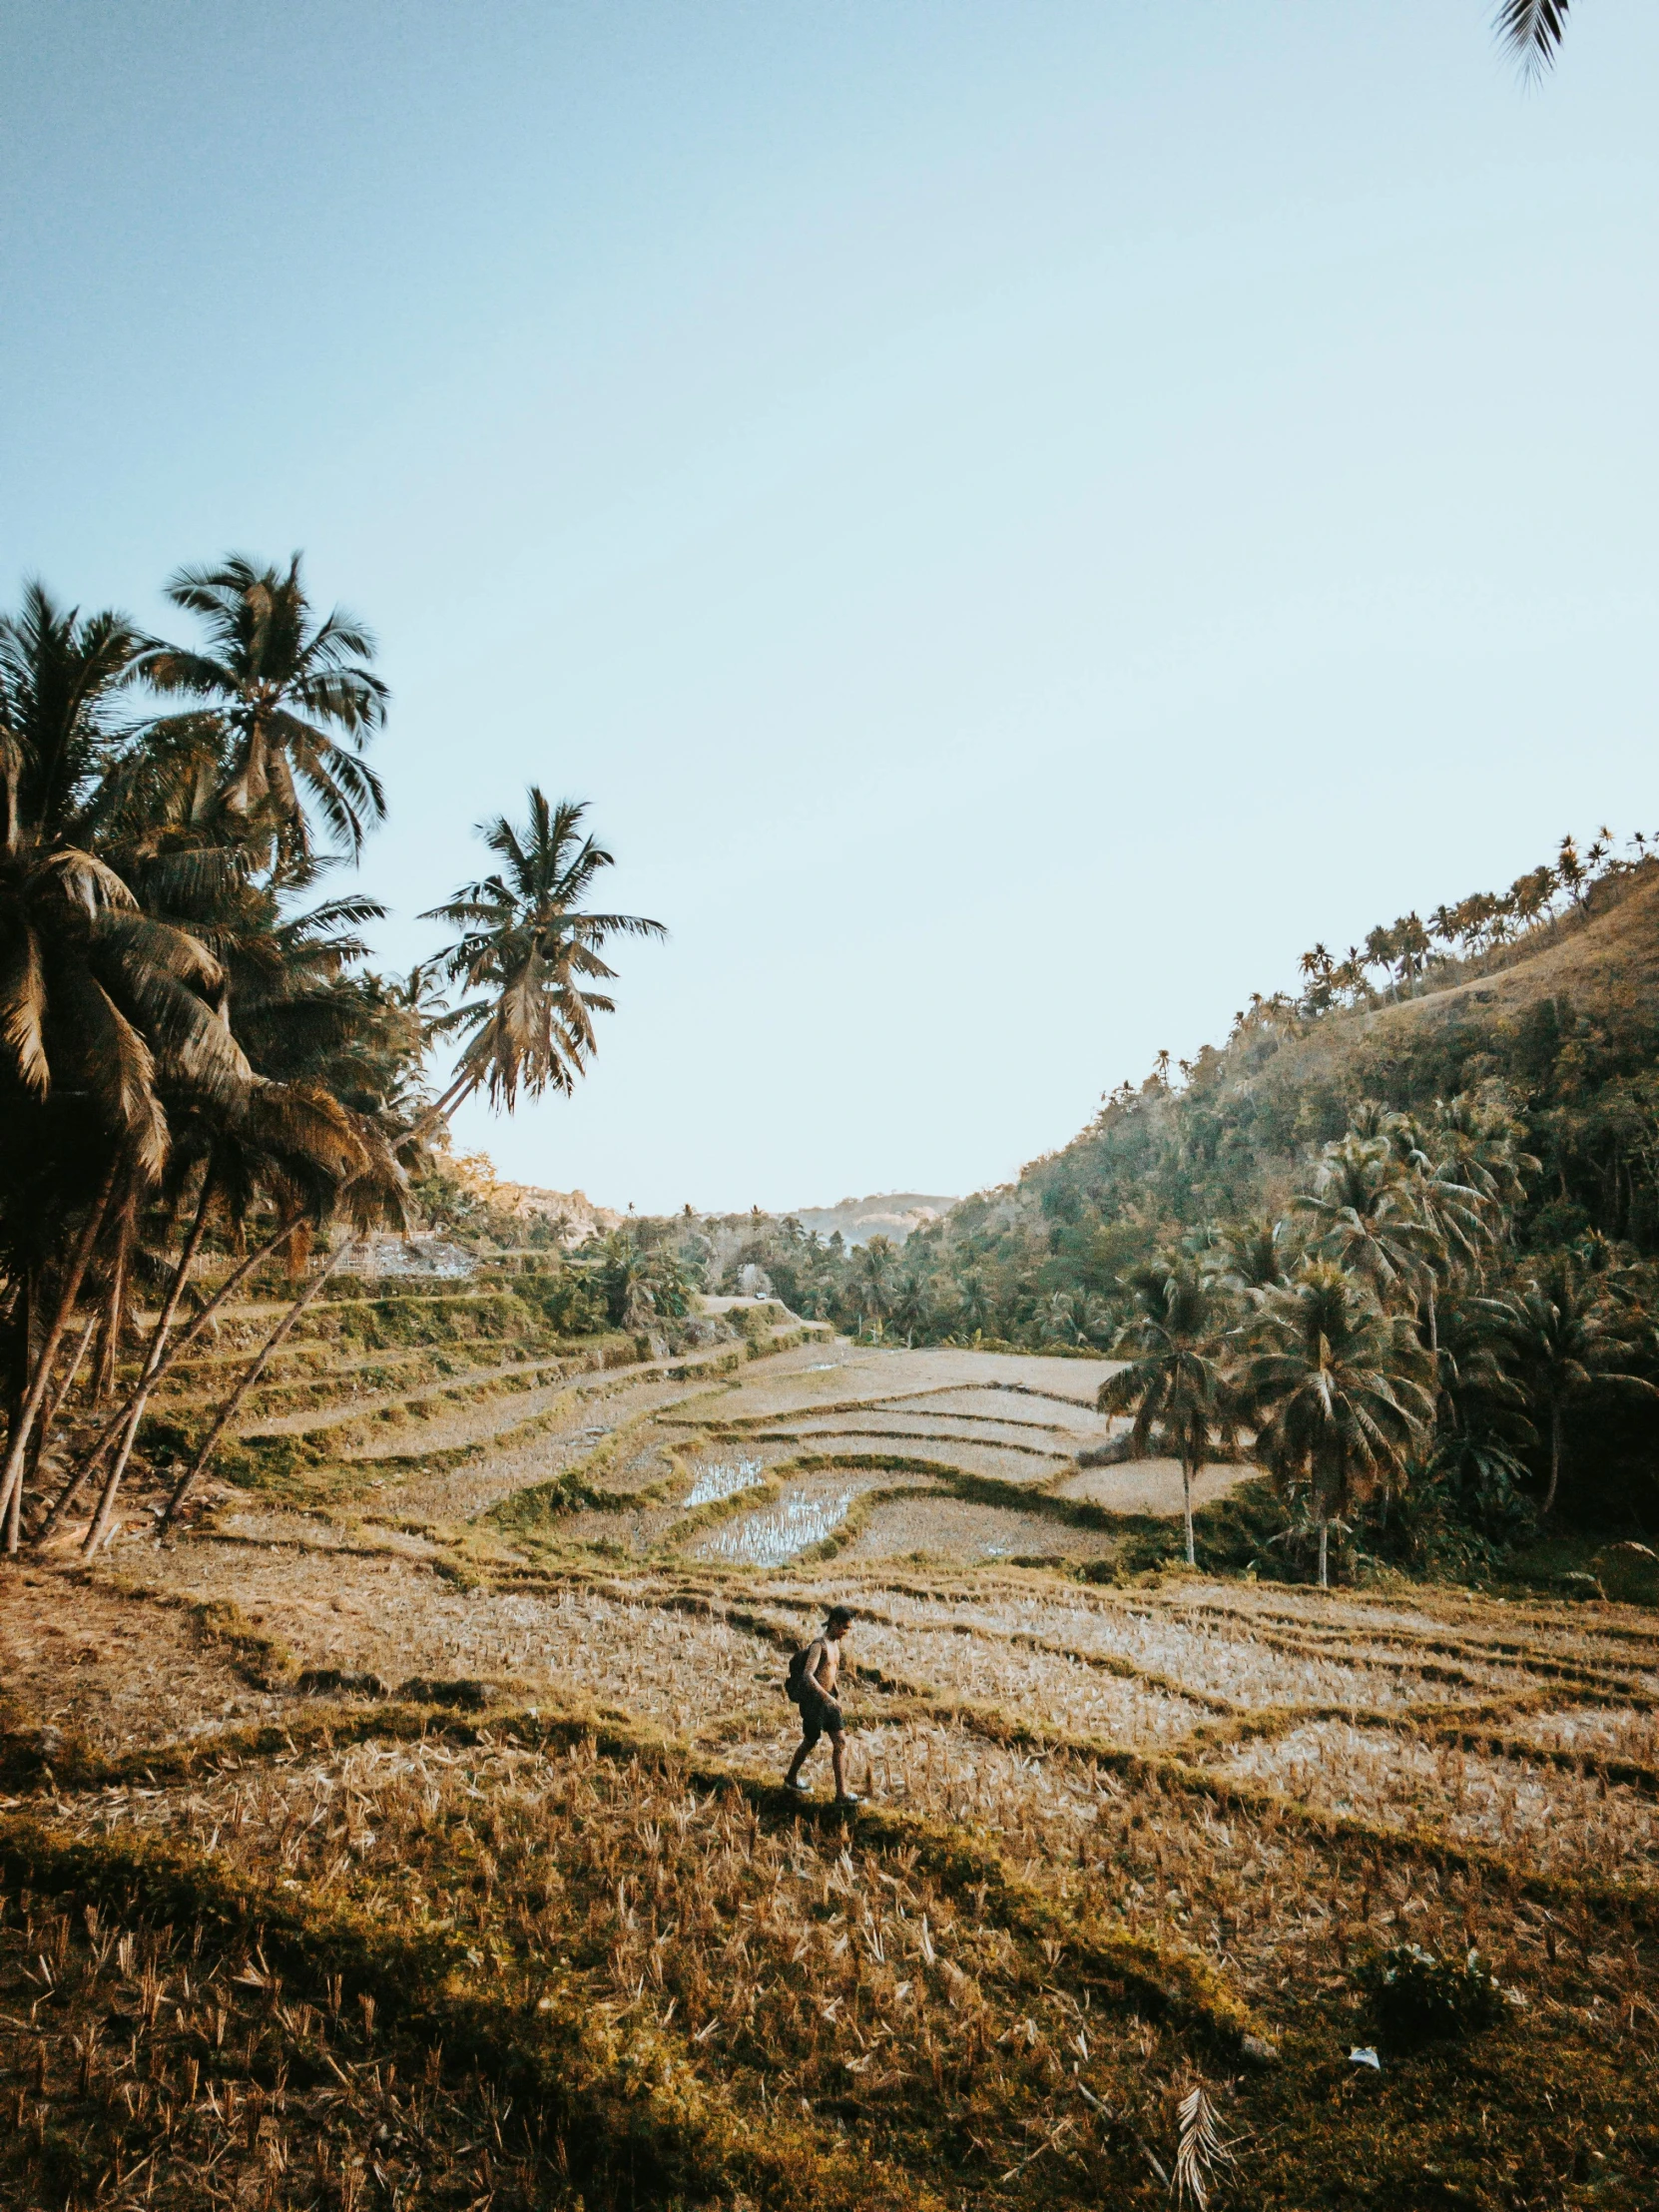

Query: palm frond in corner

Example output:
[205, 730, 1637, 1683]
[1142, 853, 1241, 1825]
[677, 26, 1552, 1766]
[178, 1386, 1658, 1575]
[1494, 0, 1571, 73]
[1174, 2081, 1236, 2210]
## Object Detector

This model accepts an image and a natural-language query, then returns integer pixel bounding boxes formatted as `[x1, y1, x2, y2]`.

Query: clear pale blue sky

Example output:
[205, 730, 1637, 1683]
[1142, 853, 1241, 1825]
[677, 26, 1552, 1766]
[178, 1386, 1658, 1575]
[3, 3, 1655, 1212]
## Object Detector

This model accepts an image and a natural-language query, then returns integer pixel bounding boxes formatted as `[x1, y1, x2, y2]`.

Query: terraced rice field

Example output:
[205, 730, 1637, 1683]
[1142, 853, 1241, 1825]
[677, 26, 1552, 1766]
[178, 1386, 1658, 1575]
[2, 1279, 1656, 2208]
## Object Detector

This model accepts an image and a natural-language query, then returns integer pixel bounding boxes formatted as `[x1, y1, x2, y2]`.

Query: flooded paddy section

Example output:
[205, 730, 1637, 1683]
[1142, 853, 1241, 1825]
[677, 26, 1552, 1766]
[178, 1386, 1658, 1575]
[689, 1471, 930, 1567]
[681, 1454, 770, 1506]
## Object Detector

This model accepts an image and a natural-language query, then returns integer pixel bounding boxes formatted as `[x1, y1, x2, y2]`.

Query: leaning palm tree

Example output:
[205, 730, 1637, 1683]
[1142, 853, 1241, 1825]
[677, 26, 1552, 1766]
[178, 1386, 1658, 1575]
[140, 554, 388, 863]
[148, 1105, 409, 1543]
[51, 1078, 384, 1550]
[1099, 1259, 1236, 1567]
[1491, 1256, 1656, 1517]
[418, 790, 665, 1132]
[1243, 1261, 1433, 1589]
[0, 584, 251, 1544]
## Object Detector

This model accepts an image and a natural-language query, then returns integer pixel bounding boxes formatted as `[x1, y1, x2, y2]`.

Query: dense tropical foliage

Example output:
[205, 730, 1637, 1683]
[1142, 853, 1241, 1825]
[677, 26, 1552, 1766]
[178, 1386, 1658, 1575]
[681, 838, 1659, 1572]
[0, 556, 657, 1553]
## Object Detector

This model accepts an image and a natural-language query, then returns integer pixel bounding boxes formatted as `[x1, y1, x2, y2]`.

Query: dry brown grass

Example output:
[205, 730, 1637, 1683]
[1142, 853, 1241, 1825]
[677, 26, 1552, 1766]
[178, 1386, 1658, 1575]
[0, 1872, 570, 2210]
[6, 1336, 1659, 2206]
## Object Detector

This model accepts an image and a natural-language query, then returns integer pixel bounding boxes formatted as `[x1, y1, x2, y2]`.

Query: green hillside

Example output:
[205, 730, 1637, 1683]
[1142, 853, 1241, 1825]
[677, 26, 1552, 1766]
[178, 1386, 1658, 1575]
[1013, 859, 1659, 1261]
[708, 860, 1659, 1561]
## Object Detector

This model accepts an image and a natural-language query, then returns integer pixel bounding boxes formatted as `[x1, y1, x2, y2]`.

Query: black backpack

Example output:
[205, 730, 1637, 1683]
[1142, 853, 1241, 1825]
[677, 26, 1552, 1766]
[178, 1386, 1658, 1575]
[785, 1642, 815, 1705]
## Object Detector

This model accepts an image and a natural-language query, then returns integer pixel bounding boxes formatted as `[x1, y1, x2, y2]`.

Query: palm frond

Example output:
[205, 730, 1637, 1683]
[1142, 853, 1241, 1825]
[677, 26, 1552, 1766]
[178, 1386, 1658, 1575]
[1495, 0, 1571, 72]
[60, 967, 169, 1179]
[0, 918, 49, 1094]
[44, 846, 141, 915]
[1174, 2080, 1236, 2210]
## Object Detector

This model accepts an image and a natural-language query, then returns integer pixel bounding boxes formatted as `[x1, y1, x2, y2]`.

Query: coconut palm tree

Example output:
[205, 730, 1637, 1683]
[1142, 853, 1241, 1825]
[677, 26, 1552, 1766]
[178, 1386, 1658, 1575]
[886, 1265, 933, 1348]
[0, 585, 248, 1169]
[952, 1269, 996, 1341]
[1372, 1109, 1491, 1372]
[1215, 1215, 1296, 1302]
[0, 584, 251, 1543]
[855, 1236, 896, 1332]
[1243, 1262, 1433, 1588]
[1429, 1093, 1537, 1230]
[1294, 1135, 1440, 1313]
[419, 790, 664, 1131]
[140, 555, 388, 863]
[1426, 1289, 1536, 1531]
[35, 823, 426, 1548]
[1098, 1259, 1236, 1567]
[1491, 1256, 1657, 1517]
[149, 1105, 408, 1542]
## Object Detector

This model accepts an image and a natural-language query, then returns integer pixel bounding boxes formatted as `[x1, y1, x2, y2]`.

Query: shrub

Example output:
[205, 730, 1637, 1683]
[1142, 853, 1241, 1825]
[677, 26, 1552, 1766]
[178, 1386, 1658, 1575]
[1359, 1943, 1514, 2041]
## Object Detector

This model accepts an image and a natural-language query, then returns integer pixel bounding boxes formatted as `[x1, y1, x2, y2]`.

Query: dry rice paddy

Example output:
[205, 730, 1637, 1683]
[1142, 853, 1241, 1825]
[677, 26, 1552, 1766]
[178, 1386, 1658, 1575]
[4, 1306, 1657, 2208]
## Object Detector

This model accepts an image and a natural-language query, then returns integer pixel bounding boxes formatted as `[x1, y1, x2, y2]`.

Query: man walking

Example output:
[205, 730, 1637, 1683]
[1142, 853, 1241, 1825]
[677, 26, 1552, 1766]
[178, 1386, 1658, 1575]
[785, 1603, 861, 1804]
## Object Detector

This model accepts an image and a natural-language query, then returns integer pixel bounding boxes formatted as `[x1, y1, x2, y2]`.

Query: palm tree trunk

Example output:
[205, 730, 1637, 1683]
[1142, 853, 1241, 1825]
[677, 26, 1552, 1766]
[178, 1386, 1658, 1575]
[37, 1313, 98, 1451]
[91, 1204, 133, 1405]
[407, 1067, 478, 1146]
[1182, 1455, 1196, 1567]
[2, 1269, 31, 1555]
[39, 1214, 297, 1539]
[151, 1238, 356, 1541]
[46, 1172, 218, 1550]
[0, 1161, 118, 1548]
[1318, 1515, 1330, 1590]
[24, 1311, 99, 1501]
[1543, 1400, 1562, 1517]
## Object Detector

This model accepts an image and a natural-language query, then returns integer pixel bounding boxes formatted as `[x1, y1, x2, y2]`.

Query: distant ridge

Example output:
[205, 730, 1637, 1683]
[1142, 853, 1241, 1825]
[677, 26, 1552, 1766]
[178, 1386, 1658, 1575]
[784, 1192, 958, 1247]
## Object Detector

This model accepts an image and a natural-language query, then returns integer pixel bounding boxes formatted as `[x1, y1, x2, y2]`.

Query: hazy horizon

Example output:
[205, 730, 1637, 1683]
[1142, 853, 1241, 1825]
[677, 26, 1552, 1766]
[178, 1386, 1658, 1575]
[5, 2, 1656, 1213]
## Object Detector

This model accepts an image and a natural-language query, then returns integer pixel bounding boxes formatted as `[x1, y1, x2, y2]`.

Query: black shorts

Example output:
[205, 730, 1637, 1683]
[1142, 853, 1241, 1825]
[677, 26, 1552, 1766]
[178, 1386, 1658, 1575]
[798, 1687, 844, 1745]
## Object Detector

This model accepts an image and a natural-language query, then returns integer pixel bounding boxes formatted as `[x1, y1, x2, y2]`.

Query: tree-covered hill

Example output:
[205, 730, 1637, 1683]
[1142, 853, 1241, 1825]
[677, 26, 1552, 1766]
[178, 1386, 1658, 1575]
[698, 846, 1659, 1558]
[1012, 854, 1659, 1270]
